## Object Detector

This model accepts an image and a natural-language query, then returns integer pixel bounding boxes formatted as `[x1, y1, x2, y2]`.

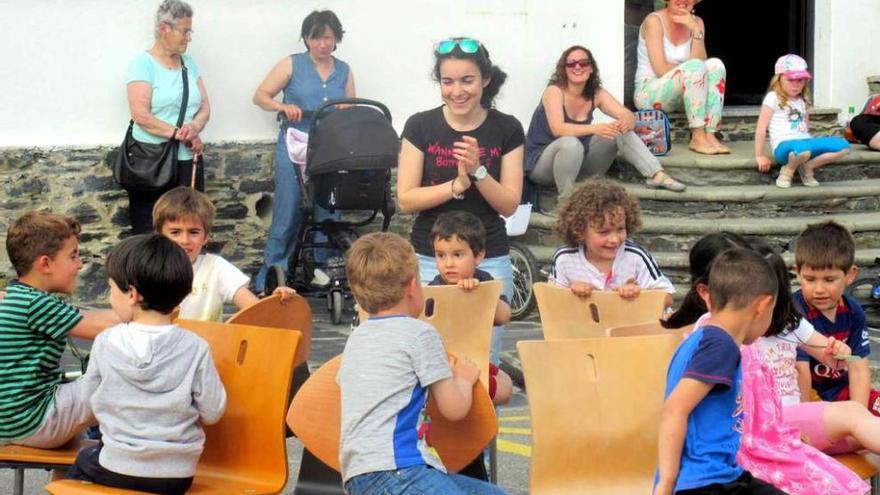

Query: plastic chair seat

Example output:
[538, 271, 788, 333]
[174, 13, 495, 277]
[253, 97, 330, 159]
[835, 451, 880, 480]
[47, 478, 282, 494]
[0, 437, 89, 467]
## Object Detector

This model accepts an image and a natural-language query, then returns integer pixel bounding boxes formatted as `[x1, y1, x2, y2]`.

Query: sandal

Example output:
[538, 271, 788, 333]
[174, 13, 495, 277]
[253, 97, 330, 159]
[775, 168, 795, 188]
[800, 169, 820, 187]
[646, 172, 687, 192]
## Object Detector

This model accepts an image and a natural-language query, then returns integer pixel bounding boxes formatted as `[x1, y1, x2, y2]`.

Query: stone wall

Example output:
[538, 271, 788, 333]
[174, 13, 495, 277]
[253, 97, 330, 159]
[0, 143, 413, 306]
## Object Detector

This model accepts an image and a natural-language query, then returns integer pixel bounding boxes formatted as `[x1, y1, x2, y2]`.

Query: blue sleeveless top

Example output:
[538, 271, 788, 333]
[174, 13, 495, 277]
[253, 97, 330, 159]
[524, 100, 594, 172]
[282, 52, 350, 132]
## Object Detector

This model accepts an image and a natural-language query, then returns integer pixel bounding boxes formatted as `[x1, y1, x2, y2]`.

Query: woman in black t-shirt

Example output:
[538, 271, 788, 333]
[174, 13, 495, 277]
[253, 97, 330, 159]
[397, 37, 524, 364]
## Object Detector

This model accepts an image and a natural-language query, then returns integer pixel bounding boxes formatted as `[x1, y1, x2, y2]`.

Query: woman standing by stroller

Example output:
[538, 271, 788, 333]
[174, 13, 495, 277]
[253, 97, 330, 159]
[397, 37, 524, 364]
[252, 10, 356, 293]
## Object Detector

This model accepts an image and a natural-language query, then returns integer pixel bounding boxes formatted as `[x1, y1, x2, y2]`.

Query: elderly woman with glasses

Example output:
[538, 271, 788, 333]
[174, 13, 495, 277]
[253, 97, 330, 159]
[252, 10, 356, 294]
[125, 0, 210, 234]
[525, 45, 685, 201]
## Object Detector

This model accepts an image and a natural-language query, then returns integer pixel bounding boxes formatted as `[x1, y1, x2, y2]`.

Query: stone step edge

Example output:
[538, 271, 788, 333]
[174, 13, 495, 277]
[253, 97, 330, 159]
[622, 179, 880, 202]
[521, 245, 880, 267]
[657, 145, 880, 170]
[667, 106, 841, 119]
[529, 211, 880, 235]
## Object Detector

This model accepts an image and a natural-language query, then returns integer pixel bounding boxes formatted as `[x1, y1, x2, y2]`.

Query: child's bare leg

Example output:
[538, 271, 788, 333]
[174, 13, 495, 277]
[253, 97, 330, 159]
[800, 148, 850, 186]
[776, 151, 811, 188]
[823, 400, 880, 452]
[870, 132, 880, 151]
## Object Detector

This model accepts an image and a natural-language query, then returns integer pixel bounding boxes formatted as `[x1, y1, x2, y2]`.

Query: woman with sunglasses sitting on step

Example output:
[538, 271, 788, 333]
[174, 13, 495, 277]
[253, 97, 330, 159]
[525, 45, 685, 201]
[397, 37, 523, 368]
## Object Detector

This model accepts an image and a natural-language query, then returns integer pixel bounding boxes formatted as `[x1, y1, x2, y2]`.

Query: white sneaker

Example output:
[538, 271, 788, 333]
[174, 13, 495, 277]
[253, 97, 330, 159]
[311, 268, 331, 287]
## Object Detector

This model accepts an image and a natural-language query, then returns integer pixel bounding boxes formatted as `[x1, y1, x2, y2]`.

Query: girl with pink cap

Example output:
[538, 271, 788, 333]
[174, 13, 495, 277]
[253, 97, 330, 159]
[754, 54, 850, 188]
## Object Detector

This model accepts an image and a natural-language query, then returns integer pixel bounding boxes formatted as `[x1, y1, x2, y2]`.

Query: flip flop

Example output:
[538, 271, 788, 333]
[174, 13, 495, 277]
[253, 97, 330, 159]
[688, 144, 718, 155]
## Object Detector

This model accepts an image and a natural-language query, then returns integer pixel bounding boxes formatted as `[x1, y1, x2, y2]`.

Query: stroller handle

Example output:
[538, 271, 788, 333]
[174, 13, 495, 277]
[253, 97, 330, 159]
[275, 98, 392, 131]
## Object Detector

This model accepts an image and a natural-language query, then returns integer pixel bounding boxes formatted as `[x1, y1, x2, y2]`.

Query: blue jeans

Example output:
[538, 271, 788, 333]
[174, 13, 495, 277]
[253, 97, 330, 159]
[774, 136, 850, 165]
[256, 128, 338, 291]
[418, 254, 513, 365]
[345, 465, 507, 495]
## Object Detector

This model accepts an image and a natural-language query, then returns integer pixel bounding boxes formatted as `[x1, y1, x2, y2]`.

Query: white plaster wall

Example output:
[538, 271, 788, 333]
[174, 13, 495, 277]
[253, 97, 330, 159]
[0, 0, 623, 147]
[812, 0, 880, 120]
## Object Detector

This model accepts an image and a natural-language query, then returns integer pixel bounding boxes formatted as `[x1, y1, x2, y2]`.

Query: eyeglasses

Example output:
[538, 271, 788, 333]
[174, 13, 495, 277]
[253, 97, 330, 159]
[565, 59, 592, 69]
[436, 38, 481, 55]
[164, 22, 193, 39]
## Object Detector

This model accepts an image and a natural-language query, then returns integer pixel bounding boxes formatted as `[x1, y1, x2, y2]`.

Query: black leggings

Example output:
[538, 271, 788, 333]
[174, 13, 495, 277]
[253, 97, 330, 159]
[851, 113, 880, 147]
[127, 159, 204, 234]
[68, 443, 193, 495]
[675, 471, 788, 495]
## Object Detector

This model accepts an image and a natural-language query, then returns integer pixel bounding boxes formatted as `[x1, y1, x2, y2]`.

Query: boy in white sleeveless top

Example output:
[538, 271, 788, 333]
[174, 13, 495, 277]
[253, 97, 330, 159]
[153, 187, 295, 321]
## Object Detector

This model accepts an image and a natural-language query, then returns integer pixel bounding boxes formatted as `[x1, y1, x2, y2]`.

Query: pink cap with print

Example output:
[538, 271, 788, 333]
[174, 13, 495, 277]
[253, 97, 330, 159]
[775, 54, 812, 80]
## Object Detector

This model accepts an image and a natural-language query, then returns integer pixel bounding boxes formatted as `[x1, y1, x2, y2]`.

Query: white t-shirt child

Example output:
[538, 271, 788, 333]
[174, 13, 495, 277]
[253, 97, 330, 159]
[762, 91, 811, 152]
[178, 254, 249, 322]
[753, 319, 816, 407]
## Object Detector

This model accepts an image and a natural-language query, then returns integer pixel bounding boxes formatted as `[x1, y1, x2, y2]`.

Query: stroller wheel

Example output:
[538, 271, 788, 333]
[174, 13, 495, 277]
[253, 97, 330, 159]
[265, 264, 287, 294]
[330, 290, 344, 325]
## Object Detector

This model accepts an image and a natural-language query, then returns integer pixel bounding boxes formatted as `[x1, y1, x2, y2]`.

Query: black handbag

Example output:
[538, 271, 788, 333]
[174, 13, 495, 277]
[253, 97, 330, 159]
[113, 58, 189, 192]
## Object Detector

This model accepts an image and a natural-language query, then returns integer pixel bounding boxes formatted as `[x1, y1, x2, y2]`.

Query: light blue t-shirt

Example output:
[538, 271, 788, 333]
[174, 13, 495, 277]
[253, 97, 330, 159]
[126, 51, 202, 160]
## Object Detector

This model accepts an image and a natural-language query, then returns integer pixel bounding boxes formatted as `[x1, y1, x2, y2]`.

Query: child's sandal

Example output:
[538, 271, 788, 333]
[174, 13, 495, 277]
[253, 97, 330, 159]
[775, 168, 795, 188]
[800, 169, 820, 187]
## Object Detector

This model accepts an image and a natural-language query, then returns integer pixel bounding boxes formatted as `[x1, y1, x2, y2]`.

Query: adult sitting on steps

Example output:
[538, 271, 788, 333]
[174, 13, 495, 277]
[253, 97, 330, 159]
[634, 0, 729, 155]
[525, 45, 685, 201]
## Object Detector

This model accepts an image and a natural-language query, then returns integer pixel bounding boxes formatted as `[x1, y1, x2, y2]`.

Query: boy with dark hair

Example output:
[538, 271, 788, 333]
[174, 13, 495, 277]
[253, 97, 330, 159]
[656, 248, 783, 495]
[68, 234, 226, 493]
[429, 211, 511, 327]
[340, 232, 505, 495]
[0, 211, 117, 448]
[793, 221, 876, 414]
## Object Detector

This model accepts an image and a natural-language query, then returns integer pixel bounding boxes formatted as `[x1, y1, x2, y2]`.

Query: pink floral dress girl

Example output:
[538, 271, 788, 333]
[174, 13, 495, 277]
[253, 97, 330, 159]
[737, 343, 868, 495]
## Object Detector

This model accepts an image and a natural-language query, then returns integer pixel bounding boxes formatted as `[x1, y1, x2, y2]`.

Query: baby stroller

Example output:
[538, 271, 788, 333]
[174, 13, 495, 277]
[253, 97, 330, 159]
[265, 98, 399, 324]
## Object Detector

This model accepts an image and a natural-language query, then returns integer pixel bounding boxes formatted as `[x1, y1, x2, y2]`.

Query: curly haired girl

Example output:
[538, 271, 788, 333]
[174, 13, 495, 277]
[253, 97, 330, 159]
[551, 178, 674, 305]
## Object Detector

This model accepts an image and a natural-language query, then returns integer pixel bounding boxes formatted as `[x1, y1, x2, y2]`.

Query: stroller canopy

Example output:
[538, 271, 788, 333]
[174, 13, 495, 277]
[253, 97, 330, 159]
[307, 105, 400, 176]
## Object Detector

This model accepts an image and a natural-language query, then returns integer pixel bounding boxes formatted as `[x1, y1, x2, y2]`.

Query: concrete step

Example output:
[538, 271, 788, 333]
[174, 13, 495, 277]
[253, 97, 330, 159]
[627, 179, 880, 218]
[666, 106, 841, 143]
[526, 211, 880, 253]
[612, 142, 880, 187]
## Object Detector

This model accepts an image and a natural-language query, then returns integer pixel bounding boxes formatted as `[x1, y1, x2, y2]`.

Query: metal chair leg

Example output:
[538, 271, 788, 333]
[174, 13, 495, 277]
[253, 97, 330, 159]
[13, 468, 24, 495]
[489, 437, 498, 484]
[871, 473, 879, 495]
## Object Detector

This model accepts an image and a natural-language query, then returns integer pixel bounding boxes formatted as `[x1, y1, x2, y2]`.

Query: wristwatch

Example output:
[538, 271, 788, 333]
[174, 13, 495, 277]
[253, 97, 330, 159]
[469, 165, 489, 183]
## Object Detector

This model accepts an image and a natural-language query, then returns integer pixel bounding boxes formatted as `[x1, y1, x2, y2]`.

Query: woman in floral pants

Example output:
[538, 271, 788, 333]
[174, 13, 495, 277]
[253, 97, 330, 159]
[634, 0, 728, 155]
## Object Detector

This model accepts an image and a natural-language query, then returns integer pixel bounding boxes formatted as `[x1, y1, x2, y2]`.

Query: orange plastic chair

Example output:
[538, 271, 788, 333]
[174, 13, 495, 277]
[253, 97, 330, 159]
[46, 320, 300, 495]
[227, 293, 312, 368]
[517, 333, 681, 494]
[834, 452, 880, 490]
[533, 282, 668, 340]
[0, 437, 94, 495]
[287, 354, 496, 474]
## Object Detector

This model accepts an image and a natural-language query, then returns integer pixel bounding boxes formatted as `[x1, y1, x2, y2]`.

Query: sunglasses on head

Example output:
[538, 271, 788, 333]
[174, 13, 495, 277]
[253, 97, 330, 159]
[436, 38, 481, 55]
[565, 59, 592, 69]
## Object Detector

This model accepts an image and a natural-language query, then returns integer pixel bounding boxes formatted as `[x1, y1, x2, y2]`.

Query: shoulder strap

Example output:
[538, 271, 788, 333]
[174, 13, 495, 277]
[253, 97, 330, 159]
[176, 57, 189, 129]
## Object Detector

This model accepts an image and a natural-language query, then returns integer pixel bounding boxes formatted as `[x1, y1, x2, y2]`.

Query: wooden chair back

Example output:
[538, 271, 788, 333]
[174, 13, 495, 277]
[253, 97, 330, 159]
[227, 293, 312, 368]
[606, 322, 692, 338]
[517, 333, 681, 494]
[288, 352, 496, 475]
[46, 320, 300, 495]
[418, 281, 501, 390]
[533, 282, 667, 340]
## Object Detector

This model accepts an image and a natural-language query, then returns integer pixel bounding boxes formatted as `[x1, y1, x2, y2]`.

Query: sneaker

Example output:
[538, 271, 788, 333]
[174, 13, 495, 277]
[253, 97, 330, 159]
[311, 268, 331, 287]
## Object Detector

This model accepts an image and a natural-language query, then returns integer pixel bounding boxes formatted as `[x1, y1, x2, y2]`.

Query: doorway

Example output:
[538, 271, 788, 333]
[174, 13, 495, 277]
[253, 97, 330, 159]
[624, 0, 813, 106]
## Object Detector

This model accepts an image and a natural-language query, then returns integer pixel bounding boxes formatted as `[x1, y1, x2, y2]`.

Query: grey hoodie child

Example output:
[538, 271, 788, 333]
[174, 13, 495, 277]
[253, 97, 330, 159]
[79, 322, 227, 478]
